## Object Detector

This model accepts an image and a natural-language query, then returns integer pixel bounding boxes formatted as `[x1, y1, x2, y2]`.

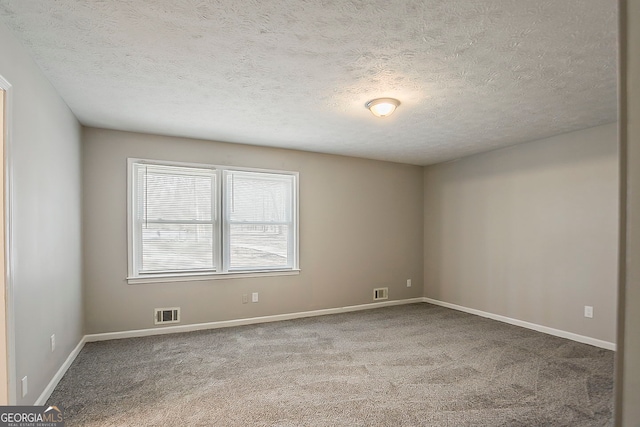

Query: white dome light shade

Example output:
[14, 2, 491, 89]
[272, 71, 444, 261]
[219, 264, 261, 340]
[365, 98, 401, 118]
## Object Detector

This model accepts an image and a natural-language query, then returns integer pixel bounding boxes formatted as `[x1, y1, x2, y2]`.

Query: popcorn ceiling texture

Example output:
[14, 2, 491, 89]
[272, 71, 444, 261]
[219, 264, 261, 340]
[0, 0, 618, 165]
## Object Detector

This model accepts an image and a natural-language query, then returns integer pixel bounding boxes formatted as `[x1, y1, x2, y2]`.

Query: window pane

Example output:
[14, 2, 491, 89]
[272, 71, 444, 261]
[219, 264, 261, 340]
[144, 166, 213, 221]
[141, 223, 214, 272]
[229, 224, 289, 269]
[227, 172, 291, 222]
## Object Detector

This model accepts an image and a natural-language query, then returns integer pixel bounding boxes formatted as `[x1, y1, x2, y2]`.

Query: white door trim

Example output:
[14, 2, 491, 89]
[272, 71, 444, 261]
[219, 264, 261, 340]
[0, 74, 17, 405]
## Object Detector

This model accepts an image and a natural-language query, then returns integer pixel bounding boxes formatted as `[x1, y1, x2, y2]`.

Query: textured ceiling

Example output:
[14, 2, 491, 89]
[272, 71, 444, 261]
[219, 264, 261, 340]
[0, 0, 618, 165]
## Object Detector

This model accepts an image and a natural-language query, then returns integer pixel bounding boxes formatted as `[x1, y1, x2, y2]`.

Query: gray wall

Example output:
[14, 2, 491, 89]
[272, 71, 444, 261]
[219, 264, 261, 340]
[0, 22, 83, 404]
[423, 123, 618, 344]
[82, 127, 424, 334]
[618, 0, 640, 424]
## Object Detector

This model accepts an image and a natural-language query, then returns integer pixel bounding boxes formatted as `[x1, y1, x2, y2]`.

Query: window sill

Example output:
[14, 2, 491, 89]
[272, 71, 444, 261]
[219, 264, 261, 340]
[127, 269, 301, 284]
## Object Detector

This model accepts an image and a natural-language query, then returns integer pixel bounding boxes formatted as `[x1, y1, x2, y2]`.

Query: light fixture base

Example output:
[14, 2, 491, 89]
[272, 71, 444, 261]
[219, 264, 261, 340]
[365, 98, 401, 118]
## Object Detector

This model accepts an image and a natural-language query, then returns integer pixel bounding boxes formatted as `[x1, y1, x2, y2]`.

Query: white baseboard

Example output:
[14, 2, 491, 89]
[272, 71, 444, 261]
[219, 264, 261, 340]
[422, 297, 616, 351]
[85, 298, 425, 342]
[35, 337, 87, 405]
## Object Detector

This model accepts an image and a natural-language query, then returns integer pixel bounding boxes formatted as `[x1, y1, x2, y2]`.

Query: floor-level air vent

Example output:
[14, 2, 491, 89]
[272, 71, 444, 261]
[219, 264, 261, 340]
[373, 287, 389, 301]
[154, 307, 180, 325]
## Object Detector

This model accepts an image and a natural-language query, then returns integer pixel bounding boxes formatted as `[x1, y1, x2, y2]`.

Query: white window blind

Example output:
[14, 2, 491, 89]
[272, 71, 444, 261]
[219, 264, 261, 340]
[224, 170, 295, 271]
[133, 163, 217, 274]
[128, 159, 298, 282]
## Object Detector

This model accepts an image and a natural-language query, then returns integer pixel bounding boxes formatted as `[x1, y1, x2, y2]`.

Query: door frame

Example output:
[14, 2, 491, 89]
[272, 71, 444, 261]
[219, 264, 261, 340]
[0, 74, 16, 405]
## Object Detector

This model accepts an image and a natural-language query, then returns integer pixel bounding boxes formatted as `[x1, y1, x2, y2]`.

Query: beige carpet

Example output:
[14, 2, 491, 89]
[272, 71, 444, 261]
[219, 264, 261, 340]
[48, 303, 614, 426]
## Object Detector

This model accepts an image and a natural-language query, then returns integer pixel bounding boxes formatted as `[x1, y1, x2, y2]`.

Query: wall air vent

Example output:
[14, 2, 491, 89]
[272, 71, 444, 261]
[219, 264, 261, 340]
[154, 307, 180, 325]
[373, 288, 389, 301]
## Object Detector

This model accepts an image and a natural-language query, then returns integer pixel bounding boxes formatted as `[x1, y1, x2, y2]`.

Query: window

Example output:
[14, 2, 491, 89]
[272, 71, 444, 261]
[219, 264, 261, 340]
[128, 159, 298, 283]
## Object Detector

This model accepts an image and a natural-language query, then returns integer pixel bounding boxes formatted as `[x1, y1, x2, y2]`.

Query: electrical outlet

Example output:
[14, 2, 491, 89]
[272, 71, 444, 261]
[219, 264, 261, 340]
[242, 294, 248, 304]
[21, 376, 27, 398]
[50, 334, 55, 352]
[252, 292, 259, 303]
[406, 279, 412, 287]
[584, 306, 594, 318]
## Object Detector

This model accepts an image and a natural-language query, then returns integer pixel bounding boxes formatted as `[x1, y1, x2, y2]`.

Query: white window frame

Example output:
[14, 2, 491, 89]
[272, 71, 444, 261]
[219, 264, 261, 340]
[127, 158, 299, 284]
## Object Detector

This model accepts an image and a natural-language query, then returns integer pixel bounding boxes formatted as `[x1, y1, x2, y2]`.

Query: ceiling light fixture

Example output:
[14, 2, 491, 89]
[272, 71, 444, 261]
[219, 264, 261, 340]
[365, 98, 401, 118]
